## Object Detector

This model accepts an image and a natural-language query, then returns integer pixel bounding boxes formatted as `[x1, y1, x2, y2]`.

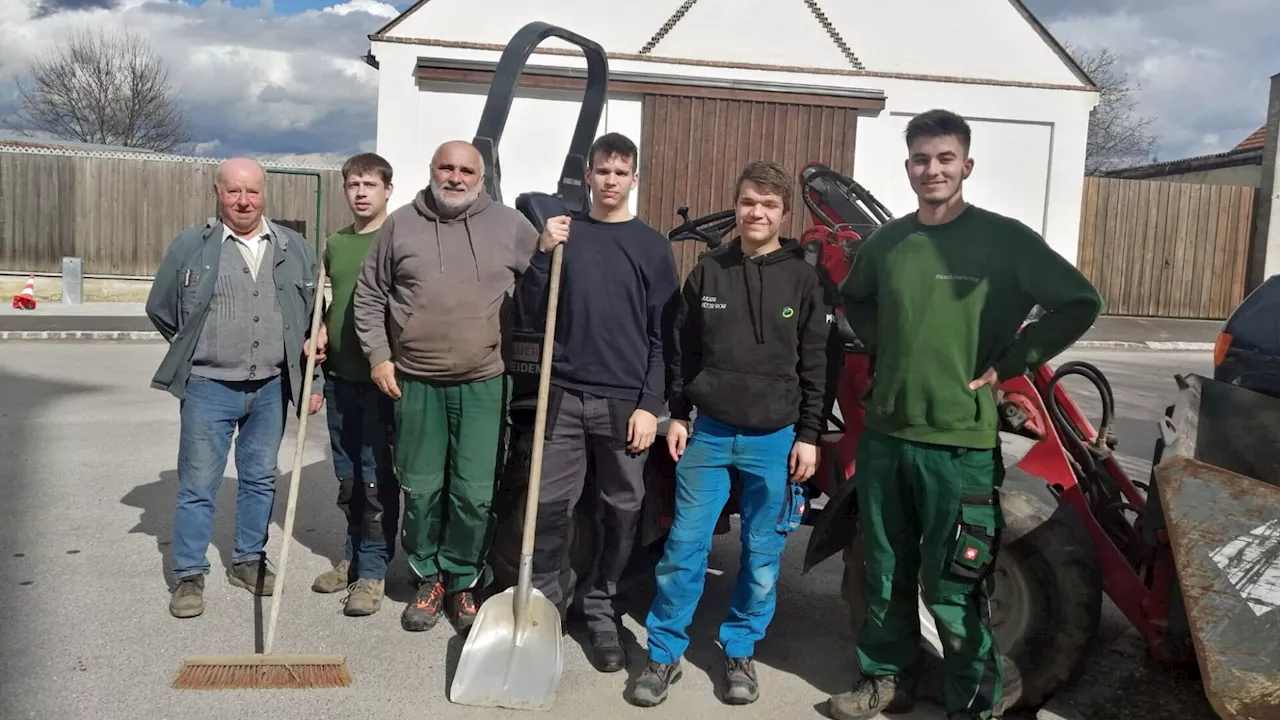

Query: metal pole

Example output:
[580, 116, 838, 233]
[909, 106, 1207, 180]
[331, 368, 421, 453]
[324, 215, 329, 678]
[1248, 72, 1280, 291]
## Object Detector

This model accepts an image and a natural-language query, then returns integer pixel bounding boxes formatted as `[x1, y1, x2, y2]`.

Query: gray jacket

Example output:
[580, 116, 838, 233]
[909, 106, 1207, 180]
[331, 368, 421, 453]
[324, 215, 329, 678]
[145, 217, 322, 411]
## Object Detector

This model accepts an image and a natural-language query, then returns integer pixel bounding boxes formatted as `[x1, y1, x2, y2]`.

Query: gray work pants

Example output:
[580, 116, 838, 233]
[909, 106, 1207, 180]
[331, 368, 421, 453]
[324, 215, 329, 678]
[530, 386, 647, 633]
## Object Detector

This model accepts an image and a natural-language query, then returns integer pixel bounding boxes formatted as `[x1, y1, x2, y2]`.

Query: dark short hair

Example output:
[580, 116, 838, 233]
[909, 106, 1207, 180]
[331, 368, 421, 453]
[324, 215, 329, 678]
[735, 160, 793, 212]
[588, 132, 639, 173]
[341, 152, 393, 185]
[904, 109, 972, 154]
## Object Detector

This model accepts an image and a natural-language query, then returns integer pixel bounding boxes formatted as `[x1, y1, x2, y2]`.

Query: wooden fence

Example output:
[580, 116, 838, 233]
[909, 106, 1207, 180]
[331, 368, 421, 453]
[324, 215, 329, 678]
[0, 149, 352, 276]
[1077, 176, 1259, 320]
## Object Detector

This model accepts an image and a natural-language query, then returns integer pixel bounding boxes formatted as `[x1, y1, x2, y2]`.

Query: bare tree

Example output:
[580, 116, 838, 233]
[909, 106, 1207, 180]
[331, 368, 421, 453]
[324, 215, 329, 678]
[1067, 43, 1160, 175]
[5, 27, 192, 152]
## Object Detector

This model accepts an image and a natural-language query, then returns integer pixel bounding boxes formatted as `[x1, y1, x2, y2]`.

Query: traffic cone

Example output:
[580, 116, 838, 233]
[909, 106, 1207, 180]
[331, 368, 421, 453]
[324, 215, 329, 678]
[12, 274, 36, 310]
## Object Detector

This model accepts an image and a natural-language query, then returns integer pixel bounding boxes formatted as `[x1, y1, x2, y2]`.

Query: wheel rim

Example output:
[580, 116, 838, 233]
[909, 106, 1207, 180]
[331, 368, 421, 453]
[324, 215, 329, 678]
[988, 554, 1035, 653]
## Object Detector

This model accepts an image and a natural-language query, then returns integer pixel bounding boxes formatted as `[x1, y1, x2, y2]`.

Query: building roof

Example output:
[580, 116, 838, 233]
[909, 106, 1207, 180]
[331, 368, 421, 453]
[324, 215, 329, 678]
[371, 0, 1095, 91]
[0, 131, 156, 154]
[1235, 125, 1267, 151]
[1098, 146, 1263, 180]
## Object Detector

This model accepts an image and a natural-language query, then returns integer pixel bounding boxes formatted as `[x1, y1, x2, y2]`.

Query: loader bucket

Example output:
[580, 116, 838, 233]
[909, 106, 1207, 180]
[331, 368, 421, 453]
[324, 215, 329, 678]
[1152, 373, 1280, 720]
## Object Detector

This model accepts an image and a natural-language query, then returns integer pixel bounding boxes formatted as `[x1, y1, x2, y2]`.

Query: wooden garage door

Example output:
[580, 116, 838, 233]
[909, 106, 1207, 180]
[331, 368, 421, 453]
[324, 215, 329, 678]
[637, 95, 858, 279]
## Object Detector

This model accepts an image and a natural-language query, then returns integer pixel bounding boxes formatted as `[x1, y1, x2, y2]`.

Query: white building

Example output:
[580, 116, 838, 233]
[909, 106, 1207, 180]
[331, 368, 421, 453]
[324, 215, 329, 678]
[365, 0, 1098, 272]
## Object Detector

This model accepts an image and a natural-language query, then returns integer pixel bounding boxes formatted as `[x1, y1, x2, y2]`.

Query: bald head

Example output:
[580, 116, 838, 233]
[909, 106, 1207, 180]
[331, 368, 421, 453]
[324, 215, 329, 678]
[215, 157, 267, 236]
[429, 140, 485, 217]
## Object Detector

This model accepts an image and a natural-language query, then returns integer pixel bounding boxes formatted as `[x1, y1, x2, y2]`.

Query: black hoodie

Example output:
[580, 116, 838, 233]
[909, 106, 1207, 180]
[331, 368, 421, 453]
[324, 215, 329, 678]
[666, 237, 832, 444]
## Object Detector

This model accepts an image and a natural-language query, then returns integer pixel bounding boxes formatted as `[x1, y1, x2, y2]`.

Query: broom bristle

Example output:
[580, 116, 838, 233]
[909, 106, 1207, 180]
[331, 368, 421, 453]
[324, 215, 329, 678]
[174, 662, 352, 689]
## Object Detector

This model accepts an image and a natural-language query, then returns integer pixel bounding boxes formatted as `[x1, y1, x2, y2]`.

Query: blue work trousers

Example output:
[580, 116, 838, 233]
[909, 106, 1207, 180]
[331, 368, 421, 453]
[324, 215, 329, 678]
[645, 414, 797, 664]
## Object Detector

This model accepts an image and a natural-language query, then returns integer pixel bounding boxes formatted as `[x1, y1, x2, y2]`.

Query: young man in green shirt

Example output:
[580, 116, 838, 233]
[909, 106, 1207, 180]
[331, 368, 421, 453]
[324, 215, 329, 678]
[309, 152, 399, 616]
[826, 110, 1102, 720]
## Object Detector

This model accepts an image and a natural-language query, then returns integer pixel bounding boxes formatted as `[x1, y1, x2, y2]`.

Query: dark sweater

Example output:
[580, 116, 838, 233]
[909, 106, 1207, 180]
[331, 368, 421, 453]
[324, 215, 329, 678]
[517, 213, 680, 416]
[666, 238, 832, 444]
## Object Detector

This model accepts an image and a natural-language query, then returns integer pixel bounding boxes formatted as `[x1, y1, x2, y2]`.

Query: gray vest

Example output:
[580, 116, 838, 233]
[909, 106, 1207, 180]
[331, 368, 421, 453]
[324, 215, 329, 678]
[190, 239, 287, 382]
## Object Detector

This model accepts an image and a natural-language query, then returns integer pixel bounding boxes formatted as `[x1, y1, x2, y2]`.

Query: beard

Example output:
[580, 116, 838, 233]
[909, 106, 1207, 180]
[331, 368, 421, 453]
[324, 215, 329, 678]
[430, 178, 482, 212]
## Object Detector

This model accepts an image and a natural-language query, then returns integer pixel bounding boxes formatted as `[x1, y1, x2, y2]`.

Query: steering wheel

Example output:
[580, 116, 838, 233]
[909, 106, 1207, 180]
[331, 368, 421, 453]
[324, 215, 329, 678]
[667, 205, 736, 249]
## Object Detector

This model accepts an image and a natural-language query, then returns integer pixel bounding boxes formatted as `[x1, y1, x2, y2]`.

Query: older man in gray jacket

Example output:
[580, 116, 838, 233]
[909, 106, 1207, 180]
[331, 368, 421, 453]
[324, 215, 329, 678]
[146, 157, 324, 620]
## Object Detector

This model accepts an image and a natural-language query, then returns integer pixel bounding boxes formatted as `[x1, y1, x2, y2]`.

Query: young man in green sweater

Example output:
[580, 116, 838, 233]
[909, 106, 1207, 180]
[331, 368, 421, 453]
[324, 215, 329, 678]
[309, 153, 399, 616]
[826, 110, 1102, 720]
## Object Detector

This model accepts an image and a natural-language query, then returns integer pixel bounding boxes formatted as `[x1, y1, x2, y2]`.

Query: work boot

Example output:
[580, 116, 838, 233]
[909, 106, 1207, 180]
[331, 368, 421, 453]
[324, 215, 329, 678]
[227, 557, 274, 596]
[724, 656, 759, 705]
[169, 575, 205, 618]
[629, 659, 683, 707]
[343, 578, 385, 617]
[588, 630, 626, 673]
[312, 559, 354, 593]
[447, 589, 479, 632]
[401, 576, 445, 632]
[827, 674, 914, 720]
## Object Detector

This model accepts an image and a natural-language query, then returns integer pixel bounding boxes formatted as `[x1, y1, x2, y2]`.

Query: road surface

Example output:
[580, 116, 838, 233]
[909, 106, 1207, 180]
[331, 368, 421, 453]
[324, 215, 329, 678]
[0, 343, 1214, 720]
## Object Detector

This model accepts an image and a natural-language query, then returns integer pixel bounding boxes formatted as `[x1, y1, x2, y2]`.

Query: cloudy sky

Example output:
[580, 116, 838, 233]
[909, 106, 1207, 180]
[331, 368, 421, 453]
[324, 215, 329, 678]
[0, 0, 1276, 166]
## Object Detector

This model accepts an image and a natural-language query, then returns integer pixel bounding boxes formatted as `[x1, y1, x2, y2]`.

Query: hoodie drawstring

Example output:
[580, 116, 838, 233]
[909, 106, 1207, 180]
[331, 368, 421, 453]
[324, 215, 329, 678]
[433, 218, 443, 273]
[463, 216, 481, 282]
[743, 255, 766, 345]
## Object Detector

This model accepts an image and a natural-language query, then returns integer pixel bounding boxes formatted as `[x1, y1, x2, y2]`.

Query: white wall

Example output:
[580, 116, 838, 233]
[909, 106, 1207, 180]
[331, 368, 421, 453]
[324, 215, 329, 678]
[372, 40, 1096, 263]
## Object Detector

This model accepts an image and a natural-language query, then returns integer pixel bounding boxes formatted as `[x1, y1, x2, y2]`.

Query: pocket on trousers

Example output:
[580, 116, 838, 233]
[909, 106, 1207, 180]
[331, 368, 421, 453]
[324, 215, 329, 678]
[775, 482, 808, 534]
[946, 497, 1003, 581]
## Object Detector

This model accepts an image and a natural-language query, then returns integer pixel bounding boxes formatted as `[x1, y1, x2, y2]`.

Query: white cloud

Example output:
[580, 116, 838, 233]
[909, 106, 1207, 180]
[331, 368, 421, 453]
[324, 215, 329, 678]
[1024, 0, 1280, 162]
[0, 0, 394, 162]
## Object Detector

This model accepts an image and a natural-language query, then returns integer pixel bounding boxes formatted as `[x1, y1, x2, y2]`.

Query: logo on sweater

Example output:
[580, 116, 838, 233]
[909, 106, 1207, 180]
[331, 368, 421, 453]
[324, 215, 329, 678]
[701, 295, 727, 310]
[936, 273, 981, 284]
[781, 306, 794, 319]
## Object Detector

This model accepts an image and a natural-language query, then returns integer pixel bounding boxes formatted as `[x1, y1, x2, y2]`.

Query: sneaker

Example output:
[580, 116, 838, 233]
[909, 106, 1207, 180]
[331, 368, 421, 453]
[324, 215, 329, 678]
[169, 575, 205, 618]
[227, 558, 275, 596]
[401, 576, 445, 632]
[343, 578, 385, 617]
[447, 589, 480, 632]
[724, 656, 759, 705]
[629, 659, 683, 707]
[827, 674, 914, 720]
[588, 630, 626, 673]
[312, 560, 354, 593]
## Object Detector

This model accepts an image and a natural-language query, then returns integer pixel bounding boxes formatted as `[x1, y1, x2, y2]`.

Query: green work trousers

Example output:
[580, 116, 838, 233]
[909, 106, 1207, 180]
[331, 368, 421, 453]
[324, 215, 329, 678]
[854, 427, 1005, 718]
[394, 374, 509, 592]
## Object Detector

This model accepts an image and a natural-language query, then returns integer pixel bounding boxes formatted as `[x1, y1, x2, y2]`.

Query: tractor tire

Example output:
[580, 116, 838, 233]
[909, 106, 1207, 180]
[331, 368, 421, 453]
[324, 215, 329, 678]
[841, 484, 1101, 710]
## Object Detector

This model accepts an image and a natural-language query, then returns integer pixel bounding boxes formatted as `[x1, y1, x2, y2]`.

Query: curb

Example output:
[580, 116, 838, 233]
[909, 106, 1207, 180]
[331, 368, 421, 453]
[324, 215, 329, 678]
[1073, 340, 1214, 351]
[0, 330, 164, 341]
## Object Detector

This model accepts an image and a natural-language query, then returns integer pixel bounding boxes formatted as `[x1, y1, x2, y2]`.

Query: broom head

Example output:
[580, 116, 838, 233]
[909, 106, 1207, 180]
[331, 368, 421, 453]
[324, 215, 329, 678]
[174, 654, 352, 689]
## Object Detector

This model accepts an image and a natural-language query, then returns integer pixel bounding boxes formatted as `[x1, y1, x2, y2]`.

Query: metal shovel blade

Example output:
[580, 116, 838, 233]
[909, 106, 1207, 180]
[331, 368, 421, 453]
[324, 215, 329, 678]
[449, 584, 564, 711]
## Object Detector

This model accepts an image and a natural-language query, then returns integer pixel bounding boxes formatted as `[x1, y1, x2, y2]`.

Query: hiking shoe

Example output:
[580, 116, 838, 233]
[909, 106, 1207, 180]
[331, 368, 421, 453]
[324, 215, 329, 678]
[629, 659, 683, 707]
[227, 558, 274, 596]
[724, 656, 759, 705]
[312, 560, 354, 593]
[401, 576, 445, 632]
[169, 575, 205, 618]
[343, 578, 385, 617]
[827, 674, 914, 720]
[588, 630, 625, 673]
[447, 589, 480, 631]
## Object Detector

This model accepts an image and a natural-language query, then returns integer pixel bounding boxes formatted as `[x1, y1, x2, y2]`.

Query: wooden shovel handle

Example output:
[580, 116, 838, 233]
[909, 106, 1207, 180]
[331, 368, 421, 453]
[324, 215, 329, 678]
[520, 243, 564, 557]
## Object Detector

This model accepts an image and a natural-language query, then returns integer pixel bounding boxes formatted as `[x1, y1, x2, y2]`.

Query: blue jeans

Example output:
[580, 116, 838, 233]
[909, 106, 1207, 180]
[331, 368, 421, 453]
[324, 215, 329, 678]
[172, 375, 287, 581]
[323, 374, 398, 580]
[645, 414, 797, 664]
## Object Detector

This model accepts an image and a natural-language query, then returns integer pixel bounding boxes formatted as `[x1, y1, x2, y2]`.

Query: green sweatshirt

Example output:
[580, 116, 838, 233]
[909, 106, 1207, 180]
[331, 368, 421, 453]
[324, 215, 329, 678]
[323, 224, 380, 382]
[840, 205, 1103, 449]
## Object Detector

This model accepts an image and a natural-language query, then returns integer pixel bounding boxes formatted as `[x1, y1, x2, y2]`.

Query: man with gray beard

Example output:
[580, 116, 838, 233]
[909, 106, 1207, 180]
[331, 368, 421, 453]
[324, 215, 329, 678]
[353, 140, 541, 633]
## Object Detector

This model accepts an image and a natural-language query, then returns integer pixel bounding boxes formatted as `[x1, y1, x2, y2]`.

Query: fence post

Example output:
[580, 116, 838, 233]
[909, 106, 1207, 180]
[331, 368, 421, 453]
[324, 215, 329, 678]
[61, 257, 83, 305]
[1248, 72, 1280, 292]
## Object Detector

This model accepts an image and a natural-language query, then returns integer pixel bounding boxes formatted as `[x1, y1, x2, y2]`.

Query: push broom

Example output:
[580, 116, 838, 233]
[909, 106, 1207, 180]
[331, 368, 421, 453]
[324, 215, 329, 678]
[173, 248, 351, 690]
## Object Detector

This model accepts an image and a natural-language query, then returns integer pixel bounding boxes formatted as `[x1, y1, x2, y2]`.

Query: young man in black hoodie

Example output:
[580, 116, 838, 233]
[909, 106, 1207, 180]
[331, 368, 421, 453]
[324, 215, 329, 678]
[630, 160, 830, 707]
[518, 132, 680, 672]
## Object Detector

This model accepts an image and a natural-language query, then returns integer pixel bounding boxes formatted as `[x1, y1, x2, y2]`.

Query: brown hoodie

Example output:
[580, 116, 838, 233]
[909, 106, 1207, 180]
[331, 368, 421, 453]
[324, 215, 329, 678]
[352, 187, 540, 382]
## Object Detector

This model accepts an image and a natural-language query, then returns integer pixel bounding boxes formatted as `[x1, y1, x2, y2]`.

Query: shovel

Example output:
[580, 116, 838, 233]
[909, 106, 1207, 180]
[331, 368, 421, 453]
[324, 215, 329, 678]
[450, 242, 565, 711]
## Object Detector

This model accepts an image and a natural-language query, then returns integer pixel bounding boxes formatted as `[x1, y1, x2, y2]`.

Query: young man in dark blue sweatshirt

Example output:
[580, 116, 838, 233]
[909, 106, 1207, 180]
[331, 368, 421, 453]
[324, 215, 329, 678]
[630, 160, 831, 707]
[518, 132, 680, 673]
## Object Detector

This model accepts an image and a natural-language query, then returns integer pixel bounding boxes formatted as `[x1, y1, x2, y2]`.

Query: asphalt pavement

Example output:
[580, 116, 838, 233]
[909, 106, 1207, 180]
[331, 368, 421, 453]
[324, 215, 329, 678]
[0, 343, 1216, 720]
